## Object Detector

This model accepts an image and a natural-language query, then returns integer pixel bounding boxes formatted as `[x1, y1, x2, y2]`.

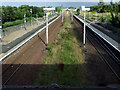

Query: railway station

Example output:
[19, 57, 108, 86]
[0, 1, 120, 90]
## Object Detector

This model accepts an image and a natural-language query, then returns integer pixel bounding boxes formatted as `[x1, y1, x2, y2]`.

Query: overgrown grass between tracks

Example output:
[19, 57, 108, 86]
[34, 12, 92, 85]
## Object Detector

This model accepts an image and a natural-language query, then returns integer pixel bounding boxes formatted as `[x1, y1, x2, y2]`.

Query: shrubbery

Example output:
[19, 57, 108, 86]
[90, 0, 120, 28]
[2, 17, 32, 28]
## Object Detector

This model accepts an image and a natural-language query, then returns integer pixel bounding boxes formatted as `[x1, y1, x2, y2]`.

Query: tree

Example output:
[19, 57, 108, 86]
[15, 9, 24, 19]
[2, 5, 45, 26]
[69, 7, 76, 9]
[77, 8, 80, 15]
[90, 5, 99, 12]
[55, 7, 65, 13]
[110, 0, 120, 27]
[98, 0, 105, 13]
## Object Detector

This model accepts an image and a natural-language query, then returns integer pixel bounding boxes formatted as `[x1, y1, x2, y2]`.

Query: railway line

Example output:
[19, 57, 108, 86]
[87, 30, 120, 80]
[74, 15, 120, 81]
[1, 11, 120, 86]
[77, 14, 120, 61]
[2, 15, 62, 85]
[77, 14, 120, 52]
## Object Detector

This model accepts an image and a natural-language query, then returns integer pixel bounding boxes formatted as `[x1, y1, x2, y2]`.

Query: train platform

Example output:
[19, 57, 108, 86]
[74, 15, 120, 52]
[0, 15, 57, 56]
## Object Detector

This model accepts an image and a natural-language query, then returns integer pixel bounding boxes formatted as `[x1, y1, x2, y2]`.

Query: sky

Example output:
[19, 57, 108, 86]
[1, 0, 120, 2]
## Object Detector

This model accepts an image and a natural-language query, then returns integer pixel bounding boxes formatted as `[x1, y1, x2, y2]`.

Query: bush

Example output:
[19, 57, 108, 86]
[2, 17, 32, 29]
[3, 22, 14, 28]
[14, 20, 24, 25]
[26, 17, 31, 21]
[39, 13, 44, 17]
[3, 19, 24, 28]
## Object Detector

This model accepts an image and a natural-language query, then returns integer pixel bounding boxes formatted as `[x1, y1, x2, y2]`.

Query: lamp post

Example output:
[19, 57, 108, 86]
[44, 11, 45, 20]
[24, 14, 26, 30]
[36, 13, 38, 24]
[72, 9, 73, 22]
[62, 9, 63, 23]
[0, 25, 2, 43]
[0, 25, 2, 55]
[30, 9, 32, 26]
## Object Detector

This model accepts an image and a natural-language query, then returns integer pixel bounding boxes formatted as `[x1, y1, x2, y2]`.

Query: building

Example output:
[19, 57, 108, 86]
[43, 8, 56, 16]
[43, 8, 55, 11]
[81, 6, 90, 11]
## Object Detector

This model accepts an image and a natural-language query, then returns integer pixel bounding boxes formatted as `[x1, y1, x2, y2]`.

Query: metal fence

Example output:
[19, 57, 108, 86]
[1, 14, 56, 37]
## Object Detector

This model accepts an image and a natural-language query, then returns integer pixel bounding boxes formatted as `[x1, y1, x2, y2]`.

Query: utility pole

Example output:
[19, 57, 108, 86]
[46, 13, 48, 45]
[24, 14, 27, 30]
[83, 13, 86, 45]
[30, 9, 32, 26]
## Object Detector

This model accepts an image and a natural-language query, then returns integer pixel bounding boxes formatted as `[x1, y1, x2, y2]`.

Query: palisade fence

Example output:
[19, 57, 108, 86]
[1, 18, 43, 37]
[79, 12, 120, 34]
[1, 15, 55, 37]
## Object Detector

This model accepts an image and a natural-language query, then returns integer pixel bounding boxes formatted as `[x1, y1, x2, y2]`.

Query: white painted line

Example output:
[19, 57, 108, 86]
[0, 15, 61, 61]
[74, 15, 120, 52]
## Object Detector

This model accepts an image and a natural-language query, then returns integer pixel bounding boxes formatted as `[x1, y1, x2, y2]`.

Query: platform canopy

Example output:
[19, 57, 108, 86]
[43, 8, 55, 11]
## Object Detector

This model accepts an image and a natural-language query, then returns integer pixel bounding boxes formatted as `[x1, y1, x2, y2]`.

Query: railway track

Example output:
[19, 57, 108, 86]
[76, 14, 120, 63]
[87, 31, 120, 81]
[74, 16, 120, 81]
[2, 12, 119, 85]
[2, 16, 62, 85]
[78, 14, 120, 46]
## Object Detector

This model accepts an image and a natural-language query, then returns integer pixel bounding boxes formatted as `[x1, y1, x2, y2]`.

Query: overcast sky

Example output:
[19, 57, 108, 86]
[1, 0, 120, 2]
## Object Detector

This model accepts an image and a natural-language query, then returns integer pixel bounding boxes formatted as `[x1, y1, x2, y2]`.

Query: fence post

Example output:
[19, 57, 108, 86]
[46, 13, 48, 45]
[83, 13, 86, 45]
[24, 14, 27, 30]
[30, 9, 32, 26]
